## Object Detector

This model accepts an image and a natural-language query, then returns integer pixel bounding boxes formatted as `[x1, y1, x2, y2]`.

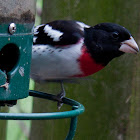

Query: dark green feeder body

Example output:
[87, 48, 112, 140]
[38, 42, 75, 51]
[0, 0, 35, 101]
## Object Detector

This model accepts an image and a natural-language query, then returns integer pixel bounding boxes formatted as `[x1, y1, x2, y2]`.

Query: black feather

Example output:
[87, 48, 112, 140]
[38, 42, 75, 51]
[84, 23, 131, 65]
[34, 20, 84, 46]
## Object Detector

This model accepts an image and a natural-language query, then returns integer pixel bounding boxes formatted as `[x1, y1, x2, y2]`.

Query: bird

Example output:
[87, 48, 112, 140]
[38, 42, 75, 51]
[31, 20, 139, 108]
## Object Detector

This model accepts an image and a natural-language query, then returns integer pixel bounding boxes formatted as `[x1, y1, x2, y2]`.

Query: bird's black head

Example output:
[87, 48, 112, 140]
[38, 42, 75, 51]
[84, 23, 139, 65]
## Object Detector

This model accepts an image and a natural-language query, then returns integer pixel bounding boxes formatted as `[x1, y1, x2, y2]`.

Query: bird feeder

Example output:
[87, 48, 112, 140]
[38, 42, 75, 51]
[0, 0, 35, 105]
[0, 0, 84, 139]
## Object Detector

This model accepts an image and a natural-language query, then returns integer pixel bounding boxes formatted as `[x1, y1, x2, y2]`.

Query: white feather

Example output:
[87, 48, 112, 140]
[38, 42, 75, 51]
[31, 39, 84, 81]
[33, 37, 37, 43]
[44, 25, 63, 41]
[76, 21, 90, 31]
[34, 24, 45, 35]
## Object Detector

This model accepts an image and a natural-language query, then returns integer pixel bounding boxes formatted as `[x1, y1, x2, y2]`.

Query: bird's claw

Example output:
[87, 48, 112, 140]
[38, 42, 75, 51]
[56, 92, 65, 110]
[55, 82, 66, 110]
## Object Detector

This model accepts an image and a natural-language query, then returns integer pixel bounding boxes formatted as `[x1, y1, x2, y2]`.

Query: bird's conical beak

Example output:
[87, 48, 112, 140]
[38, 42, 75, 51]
[119, 36, 139, 54]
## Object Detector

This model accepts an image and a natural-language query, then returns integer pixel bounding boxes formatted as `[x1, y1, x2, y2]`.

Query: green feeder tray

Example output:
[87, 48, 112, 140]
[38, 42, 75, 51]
[0, 90, 85, 140]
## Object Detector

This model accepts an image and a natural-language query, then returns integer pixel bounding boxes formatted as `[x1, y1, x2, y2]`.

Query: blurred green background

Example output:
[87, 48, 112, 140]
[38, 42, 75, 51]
[0, 0, 140, 140]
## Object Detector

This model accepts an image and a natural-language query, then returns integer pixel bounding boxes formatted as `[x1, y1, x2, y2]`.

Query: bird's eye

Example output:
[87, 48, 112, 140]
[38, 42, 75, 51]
[112, 32, 119, 39]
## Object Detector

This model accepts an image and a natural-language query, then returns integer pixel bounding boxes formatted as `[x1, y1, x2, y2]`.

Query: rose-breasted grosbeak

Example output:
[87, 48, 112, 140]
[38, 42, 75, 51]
[31, 20, 139, 108]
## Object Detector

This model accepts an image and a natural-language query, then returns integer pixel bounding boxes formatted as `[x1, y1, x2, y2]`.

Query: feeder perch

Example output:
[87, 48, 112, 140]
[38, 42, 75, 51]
[0, 0, 85, 139]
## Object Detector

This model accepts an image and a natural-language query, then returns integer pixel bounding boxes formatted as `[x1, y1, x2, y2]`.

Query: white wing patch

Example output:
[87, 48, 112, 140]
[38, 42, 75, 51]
[44, 25, 63, 41]
[33, 36, 37, 43]
[34, 24, 45, 35]
[76, 21, 90, 31]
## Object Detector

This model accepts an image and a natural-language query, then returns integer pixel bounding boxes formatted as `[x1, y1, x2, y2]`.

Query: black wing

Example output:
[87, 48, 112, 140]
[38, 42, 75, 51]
[33, 20, 90, 46]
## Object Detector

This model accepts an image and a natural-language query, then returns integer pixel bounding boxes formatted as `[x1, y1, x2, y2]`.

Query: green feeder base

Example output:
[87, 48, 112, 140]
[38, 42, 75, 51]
[0, 90, 85, 140]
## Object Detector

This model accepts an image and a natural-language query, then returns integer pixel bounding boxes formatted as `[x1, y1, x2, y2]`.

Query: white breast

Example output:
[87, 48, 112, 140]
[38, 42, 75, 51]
[31, 39, 84, 81]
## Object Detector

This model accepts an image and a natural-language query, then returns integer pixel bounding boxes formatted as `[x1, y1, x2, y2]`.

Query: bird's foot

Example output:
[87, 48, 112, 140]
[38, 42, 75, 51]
[45, 82, 66, 110]
[56, 91, 65, 110]
[56, 82, 66, 110]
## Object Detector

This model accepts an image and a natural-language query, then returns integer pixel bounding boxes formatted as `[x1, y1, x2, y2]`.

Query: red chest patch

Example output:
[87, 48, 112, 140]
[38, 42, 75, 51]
[74, 46, 104, 77]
